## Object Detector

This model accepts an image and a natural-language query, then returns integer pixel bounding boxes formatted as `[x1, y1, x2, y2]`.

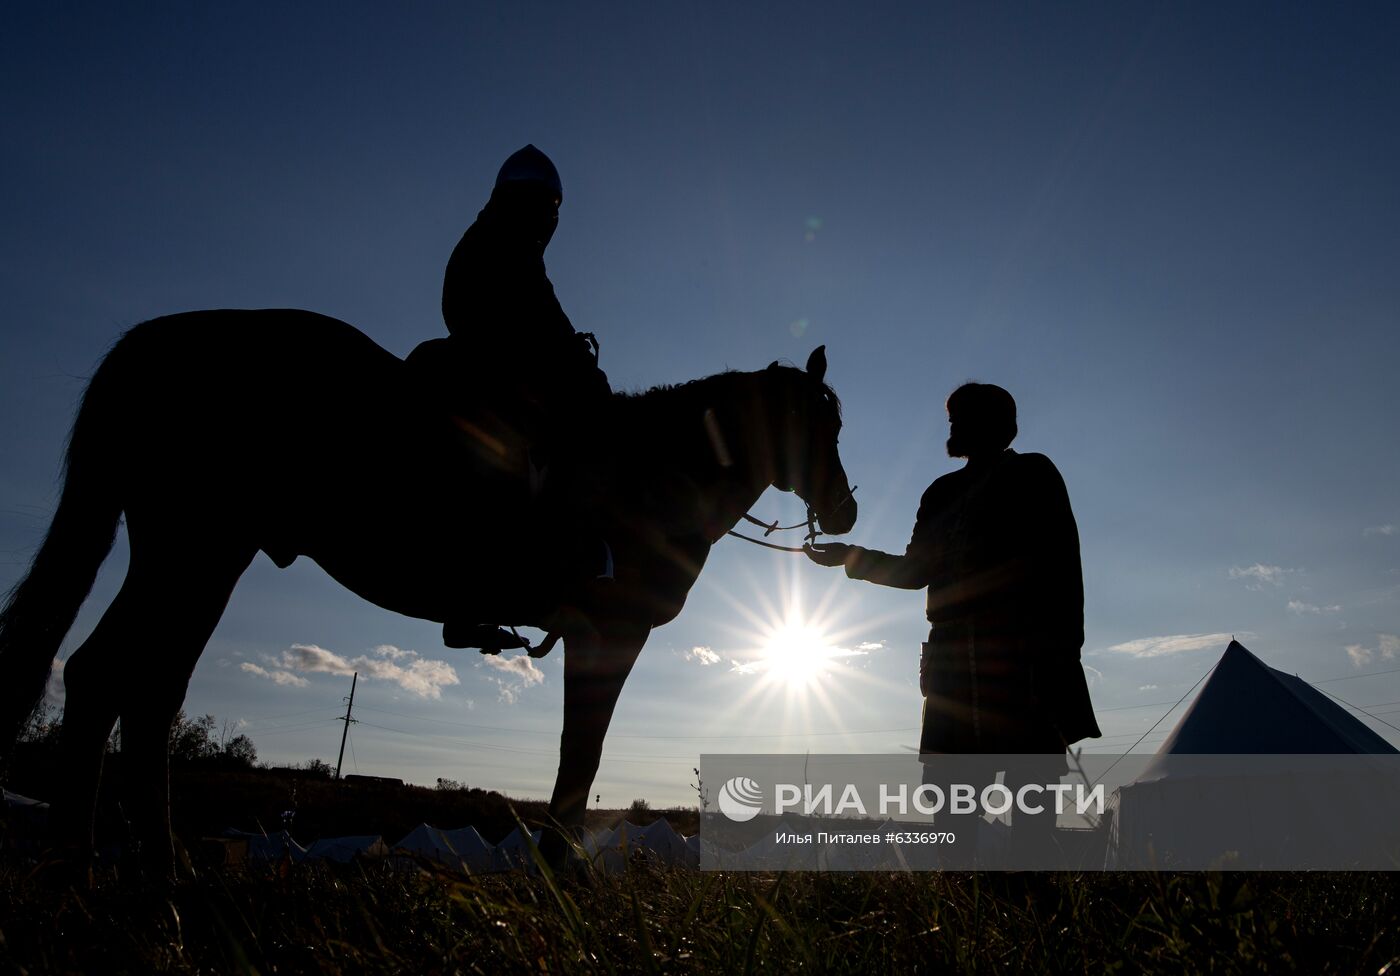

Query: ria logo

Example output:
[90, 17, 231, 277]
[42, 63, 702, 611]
[717, 776, 764, 822]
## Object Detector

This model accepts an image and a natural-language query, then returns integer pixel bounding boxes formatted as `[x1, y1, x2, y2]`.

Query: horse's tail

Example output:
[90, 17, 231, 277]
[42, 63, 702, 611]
[0, 340, 127, 770]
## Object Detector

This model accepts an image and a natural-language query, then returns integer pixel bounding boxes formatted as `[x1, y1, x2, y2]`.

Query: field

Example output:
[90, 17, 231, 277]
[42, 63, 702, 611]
[5, 753, 1400, 972]
[3, 855, 1399, 974]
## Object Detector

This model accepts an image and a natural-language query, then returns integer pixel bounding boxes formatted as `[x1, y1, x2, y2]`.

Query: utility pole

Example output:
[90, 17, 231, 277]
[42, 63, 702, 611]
[335, 671, 358, 781]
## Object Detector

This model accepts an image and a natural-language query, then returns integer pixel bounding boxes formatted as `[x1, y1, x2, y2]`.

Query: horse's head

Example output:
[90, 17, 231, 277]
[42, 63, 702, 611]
[759, 347, 857, 537]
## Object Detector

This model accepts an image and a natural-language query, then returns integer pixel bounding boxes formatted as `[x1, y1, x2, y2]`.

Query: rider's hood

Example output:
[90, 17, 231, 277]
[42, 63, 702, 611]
[495, 145, 563, 203]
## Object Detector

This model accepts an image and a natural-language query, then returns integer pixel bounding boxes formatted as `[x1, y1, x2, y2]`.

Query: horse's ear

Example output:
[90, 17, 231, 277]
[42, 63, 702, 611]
[806, 346, 827, 383]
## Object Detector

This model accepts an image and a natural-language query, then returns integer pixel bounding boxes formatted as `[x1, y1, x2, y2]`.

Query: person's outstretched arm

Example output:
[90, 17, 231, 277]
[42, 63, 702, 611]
[804, 481, 943, 589]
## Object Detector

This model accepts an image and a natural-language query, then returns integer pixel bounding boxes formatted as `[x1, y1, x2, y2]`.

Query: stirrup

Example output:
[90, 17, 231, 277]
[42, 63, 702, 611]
[529, 631, 562, 659]
[443, 623, 530, 653]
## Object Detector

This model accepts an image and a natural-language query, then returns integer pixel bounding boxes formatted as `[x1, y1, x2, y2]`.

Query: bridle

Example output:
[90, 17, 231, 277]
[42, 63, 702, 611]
[725, 484, 857, 554]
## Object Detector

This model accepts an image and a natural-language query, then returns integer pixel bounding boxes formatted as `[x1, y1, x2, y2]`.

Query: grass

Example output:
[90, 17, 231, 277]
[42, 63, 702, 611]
[2, 854, 1398, 974]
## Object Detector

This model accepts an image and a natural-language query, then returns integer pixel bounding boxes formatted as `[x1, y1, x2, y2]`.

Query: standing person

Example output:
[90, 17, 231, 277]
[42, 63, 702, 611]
[805, 383, 1099, 863]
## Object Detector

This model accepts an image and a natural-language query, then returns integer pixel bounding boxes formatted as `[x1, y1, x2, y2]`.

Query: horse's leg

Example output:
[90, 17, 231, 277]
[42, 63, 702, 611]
[540, 619, 650, 866]
[114, 542, 255, 878]
[56, 525, 252, 876]
[54, 579, 150, 868]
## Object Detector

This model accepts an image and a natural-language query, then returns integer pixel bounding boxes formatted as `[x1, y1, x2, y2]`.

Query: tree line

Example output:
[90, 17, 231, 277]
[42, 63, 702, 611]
[20, 701, 259, 768]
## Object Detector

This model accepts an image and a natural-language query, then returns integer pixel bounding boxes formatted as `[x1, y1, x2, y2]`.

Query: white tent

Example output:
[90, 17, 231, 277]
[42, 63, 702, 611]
[581, 825, 617, 858]
[2, 789, 48, 812]
[305, 835, 389, 863]
[2, 791, 49, 854]
[684, 833, 718, 869]
[818, 829, 886, 871]
[585, 821, 643, 873]
[443, 825, 495, 872]
[735, 822, 821, 870]
[391, 823, 464, 870]
[1109, 640, 1400, 868]
[493, 826, 544, 870]
[638, 818, 690, 866]
[225, 828, 307, 863]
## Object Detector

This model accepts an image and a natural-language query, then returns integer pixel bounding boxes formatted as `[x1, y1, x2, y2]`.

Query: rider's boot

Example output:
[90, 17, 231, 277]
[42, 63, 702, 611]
[440, 402, 612, 655]
[442, 623, 531, 653]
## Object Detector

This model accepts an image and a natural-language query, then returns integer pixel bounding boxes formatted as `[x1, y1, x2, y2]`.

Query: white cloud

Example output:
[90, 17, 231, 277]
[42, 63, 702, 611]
[1103, 633, 1236, 658]
[854, 641, 886, 652]
[1364, 525, 1396, 538]
[1229, 564, 1295, 590]
[684, 646, 721, 666]
[240, 661, 309, 687]
[1343, 635, 1399, 669]
[1287, 600, 1342, 615]
[263, 643, 459, 699]
[281, 644, 355, 675]
[479, 652, 545, 704]
[1138, 684, 1159, 692]
[481, 653, 545, 685]
[1083, 665, 1104, 685]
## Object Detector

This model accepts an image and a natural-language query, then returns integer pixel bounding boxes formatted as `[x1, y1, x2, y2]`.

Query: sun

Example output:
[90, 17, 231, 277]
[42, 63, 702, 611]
[697, 509, 915, 743]
[758, 621, 843, 690]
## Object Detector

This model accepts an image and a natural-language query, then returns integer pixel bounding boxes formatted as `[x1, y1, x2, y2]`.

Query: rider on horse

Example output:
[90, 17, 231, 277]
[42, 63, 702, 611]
[427, 145, 613, 651]
[441, 145, 611, 423]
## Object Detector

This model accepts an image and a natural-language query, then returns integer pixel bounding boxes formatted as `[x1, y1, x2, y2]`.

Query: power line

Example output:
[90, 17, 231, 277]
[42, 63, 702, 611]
[354, 720, 706, 764]
[1311, 665, 1400, 684]
[239, 715, 341, 733]
[1096, 699, 1186, 714]
[243, 720, 339, 739]
[1315, 687, 1400, 738]
[352, 703, 918, 740]
[236, 706, 343, 725]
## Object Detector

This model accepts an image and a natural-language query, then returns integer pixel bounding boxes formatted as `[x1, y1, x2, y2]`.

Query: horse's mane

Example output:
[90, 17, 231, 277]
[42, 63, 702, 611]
[604, 371, 741, 450]
[614, 370, 741, 407]
[612, 364, 842, 419]
[597, 364, 840, 473]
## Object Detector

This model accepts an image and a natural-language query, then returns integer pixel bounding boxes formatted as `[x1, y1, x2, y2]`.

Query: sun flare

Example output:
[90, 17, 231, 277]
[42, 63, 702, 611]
[698, 511, 915, 746]
[753, 621, 850, 690]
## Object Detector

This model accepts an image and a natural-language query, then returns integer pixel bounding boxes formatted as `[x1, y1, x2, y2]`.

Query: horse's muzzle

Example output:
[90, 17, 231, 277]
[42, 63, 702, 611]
[818, 490, 858, 536]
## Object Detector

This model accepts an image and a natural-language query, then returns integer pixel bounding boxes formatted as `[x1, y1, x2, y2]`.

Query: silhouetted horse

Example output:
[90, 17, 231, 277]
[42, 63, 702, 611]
[0, 310, 855, 871]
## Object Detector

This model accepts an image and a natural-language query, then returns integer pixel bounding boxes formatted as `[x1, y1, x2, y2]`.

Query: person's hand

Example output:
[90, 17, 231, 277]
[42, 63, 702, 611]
[804, 542, 854, 568]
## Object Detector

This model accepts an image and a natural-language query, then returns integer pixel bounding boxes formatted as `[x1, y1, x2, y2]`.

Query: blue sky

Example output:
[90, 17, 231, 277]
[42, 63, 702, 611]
[3, 3, 1398, 807]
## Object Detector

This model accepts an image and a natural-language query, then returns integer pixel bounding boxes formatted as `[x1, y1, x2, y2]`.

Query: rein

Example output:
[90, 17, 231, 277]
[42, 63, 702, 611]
[725, 485, 858, 555]
[724, 527, 811, 554]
